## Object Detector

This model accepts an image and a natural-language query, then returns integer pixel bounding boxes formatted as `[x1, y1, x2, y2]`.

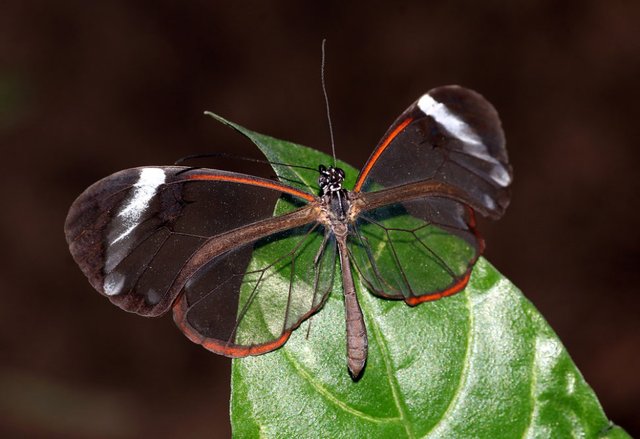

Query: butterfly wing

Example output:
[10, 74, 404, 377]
[350, 86, 511, 304]
[349, 197, 481, 305]
[65, 166, 336, 356]
[354, 85, 511, 217]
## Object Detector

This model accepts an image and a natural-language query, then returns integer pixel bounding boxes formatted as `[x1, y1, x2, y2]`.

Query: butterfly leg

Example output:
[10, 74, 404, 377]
[313, 230, 330, 266]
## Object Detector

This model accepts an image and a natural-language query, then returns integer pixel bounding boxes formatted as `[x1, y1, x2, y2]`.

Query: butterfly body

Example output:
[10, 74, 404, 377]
[315, 165, 368, 378]
[66, 85, 512, 379]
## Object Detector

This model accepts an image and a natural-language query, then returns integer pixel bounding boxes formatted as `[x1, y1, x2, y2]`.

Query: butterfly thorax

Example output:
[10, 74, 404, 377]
[318, 164, 351, 225]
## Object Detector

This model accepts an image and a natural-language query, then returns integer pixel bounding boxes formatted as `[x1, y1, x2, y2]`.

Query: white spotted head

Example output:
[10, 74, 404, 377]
[318, 165, 345, 195]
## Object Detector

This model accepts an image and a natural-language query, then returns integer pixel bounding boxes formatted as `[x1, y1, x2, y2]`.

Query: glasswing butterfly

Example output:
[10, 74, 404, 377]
[65, 85, 512, 379]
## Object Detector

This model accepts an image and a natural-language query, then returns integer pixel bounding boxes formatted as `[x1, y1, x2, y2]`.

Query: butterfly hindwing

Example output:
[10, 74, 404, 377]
[349, 197, 482, 304]
[173, 224, 336, 356]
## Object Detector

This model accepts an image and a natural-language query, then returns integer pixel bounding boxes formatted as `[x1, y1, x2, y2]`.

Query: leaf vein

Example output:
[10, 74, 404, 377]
[281, 345, 402, 424]
[522, 336, 540, 439]
[360, 287, 415, 438]
[423, 288, 474, 437]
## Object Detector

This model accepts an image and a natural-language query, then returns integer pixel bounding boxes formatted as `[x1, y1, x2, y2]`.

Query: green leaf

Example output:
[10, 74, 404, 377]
[205, 113, 630, 438]
[204, 111, 357, 192]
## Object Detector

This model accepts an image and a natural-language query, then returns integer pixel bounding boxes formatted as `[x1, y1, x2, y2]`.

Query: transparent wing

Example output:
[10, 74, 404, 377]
[354, 85, 512, 219]
[348, 86, 511, 304]
[66, 166, 335, 355]
[174, 225, 337, 356]
[349, 197, 482, 305]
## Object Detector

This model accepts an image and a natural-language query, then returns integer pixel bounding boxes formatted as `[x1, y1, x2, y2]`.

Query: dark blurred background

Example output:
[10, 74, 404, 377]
[1, 1, 639, 437]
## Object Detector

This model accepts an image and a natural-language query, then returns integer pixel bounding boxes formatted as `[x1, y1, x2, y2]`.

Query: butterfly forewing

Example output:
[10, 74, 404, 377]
[355, 85, 512, 219]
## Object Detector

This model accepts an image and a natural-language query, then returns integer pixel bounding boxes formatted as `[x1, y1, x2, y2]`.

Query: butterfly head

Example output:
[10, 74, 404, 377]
[318, 165, 345, 195]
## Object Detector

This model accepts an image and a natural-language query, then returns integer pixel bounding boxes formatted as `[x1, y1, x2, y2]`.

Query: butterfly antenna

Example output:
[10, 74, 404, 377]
[174, 152, 317, 172]
[272, 174, 313, 191]
[321, 39, 337, 167]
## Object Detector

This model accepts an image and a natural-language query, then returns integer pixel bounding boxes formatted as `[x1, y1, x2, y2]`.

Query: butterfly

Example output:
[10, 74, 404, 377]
[65, 85, 512, 379]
